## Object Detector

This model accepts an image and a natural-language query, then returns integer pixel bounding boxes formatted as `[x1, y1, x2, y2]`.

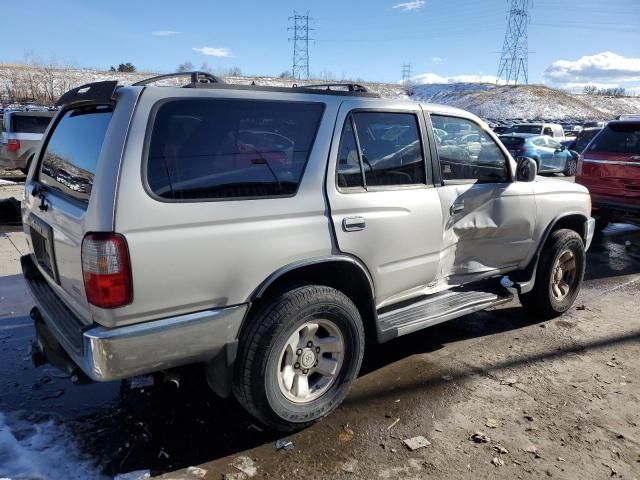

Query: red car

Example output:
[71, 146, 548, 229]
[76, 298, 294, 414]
[576, 120, 640, 231]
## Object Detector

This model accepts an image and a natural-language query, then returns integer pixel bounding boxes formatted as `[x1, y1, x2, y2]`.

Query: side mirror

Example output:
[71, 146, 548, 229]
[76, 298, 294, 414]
[516, 157, 537, 182]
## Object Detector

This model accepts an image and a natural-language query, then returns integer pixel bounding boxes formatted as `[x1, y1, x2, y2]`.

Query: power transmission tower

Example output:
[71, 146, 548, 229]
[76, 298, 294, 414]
[288, 11, 313, 80]
[401, 62, 412, 85]
[496, 0, 531, 85]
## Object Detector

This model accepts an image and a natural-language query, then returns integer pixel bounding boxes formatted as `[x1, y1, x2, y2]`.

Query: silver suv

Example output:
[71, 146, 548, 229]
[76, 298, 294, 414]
[1, 110, 54, 173]
[22, 72, 595, 431]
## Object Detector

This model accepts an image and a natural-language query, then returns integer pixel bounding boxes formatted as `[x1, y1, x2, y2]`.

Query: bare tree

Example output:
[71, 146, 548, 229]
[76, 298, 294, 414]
[177, 61, 194, 72]
[228, 66, 242, 77]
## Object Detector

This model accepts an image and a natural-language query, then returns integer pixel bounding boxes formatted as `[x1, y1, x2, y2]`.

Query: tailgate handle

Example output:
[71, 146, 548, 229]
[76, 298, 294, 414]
[343, 216, 366, 232]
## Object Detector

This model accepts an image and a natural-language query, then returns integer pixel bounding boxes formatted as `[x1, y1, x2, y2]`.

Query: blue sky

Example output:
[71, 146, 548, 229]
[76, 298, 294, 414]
[2, 0, 639, 90]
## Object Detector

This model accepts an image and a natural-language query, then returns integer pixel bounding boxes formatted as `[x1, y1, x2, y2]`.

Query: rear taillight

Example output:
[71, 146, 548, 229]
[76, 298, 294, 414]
[81, 233, 132, 308]
[7, 139, 20, 152]
[576, 154, 584, 176]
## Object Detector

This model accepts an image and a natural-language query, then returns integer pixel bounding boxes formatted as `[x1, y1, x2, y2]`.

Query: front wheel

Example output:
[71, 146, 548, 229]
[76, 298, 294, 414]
[519, 229, 585, 319]
[233, 285, 365, 431]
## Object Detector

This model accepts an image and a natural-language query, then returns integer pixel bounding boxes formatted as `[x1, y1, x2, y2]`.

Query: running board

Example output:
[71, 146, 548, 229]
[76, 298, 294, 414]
[377, 287, 513, 342]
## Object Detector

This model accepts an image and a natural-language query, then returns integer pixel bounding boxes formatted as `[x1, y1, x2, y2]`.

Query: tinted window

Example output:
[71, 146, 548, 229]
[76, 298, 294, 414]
[39, 105, 113, 203]
[351, 112, 426, 187]
[588, 123, 640, 154]
[499, 136, 524, 148]
[506, 125, 540, 134]
[12, 114, 52, 134]
[337, 119, 363, 188]
[432, 115, 508, 183]
[574, 128, 601, 152]
[147, 99, 323, 200]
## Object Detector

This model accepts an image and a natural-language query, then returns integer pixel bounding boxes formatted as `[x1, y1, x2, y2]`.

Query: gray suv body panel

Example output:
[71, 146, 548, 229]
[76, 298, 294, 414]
[20, 80, 594, 384]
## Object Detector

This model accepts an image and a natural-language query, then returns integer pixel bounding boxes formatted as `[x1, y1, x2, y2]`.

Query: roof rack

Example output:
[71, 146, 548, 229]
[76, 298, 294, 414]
[132, 71, 225, 87]
[295, 83, 370, 93]
[56, 80, 119, 107]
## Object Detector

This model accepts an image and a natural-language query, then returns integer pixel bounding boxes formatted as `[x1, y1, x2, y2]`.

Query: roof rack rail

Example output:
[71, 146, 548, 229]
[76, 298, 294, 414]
[132, 71, 224, 87]
[295, 83, 370, 93]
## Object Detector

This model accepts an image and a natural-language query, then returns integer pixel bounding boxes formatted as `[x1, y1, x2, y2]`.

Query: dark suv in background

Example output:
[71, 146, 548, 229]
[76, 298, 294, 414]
[576, 120, 640, 231]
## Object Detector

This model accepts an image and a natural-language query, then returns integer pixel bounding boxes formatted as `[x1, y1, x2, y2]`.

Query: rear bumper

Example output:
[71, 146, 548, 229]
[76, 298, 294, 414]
[21, 254, 248, 381]
[592, 197, 640, 223]
[0, 152, 25, 169]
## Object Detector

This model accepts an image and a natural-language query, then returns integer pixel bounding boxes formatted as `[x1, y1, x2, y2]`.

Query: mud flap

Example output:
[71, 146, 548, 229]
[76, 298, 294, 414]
[205, 340, 238, 398]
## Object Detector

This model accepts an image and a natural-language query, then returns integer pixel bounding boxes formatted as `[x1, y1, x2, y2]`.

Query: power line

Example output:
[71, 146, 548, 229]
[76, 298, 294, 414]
[401, 62, 412, 85]
[288, 11, 313, 80]
[496, 0, 531, 85]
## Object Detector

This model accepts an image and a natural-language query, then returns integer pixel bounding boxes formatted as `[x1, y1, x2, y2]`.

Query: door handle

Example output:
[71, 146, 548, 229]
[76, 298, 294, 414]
[450, 201, 464, 215]
[343, 216, 366, 232]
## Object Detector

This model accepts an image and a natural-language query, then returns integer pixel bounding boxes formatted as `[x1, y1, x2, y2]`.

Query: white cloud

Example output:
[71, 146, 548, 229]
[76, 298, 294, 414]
[410, 72, 499, 84]
[544, 51, 640, 85]
[392, 0, 425, 11]
[431, 56, 442, 64]
[192, 46, 232, 57]
[152, 30, 180, 37]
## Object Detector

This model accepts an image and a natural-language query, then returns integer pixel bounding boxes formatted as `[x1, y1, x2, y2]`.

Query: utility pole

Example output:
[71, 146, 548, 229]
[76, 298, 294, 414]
[496, 0, 531, 85]
[401, 62, 412, 85]
[288, 11, 313, 80]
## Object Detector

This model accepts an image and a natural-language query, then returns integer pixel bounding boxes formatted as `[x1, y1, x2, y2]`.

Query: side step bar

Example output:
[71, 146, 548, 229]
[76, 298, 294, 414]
[377, 287, 513, 342]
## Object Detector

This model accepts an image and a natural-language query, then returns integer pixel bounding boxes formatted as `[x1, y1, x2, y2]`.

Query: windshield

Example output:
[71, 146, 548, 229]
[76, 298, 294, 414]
[588, 123, 640, 155]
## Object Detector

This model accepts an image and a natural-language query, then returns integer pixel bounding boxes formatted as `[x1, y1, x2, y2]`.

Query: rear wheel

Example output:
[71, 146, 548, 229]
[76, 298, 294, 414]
[20, 156, 33, 175]
[564, 157, 577, 176]
[233, 285, 365, 431]
[519, 229, 585, 319]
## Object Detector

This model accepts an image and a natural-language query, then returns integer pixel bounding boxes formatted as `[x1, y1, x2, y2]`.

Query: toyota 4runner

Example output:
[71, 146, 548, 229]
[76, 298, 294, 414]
[21, 72, 595, 431]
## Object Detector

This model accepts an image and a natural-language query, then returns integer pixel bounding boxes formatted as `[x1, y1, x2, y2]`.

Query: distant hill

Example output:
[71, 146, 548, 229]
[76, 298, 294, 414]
[1, 63, 638, 121]
[409, 83, 640, 121]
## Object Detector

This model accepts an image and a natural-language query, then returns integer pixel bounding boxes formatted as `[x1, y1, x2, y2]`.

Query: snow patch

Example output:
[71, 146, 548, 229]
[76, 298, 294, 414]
[0, 411, 105, 480]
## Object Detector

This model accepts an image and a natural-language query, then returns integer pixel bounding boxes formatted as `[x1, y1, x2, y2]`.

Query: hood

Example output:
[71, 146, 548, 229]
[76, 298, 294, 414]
[533, 175, 589, 195]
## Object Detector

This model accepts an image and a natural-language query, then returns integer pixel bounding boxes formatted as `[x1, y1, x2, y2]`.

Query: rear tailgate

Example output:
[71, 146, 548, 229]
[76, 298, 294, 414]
[578, 122, 640, 205]
[22, 86, 140, 325]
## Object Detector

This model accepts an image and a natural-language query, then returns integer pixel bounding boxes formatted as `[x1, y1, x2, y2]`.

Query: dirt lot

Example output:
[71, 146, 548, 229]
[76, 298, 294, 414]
[1, 177, 639, 480]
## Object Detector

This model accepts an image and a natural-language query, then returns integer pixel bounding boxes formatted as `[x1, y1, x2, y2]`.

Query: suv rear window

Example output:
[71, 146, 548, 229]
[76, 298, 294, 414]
[587, 123, 640, 154]
[146, 99, 324, 201]
[12, 114, 52, 134]
[39, 105, 113, 203]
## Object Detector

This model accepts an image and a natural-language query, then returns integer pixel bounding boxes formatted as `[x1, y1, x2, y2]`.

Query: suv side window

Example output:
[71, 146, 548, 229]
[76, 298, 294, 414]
[431, 115, 509, 183]
[337, 118, 364, 188]
[336, 112, 426, 189]
[147, 99, 324, 201]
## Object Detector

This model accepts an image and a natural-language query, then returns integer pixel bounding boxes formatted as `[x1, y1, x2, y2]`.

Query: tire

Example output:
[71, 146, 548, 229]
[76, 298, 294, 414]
[594, 216, 609, 233]
[20, 156, 33, 175]
[564, 157, 577, 176]
[519, 229, 585, 319]
[233, 285, 365, 431]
